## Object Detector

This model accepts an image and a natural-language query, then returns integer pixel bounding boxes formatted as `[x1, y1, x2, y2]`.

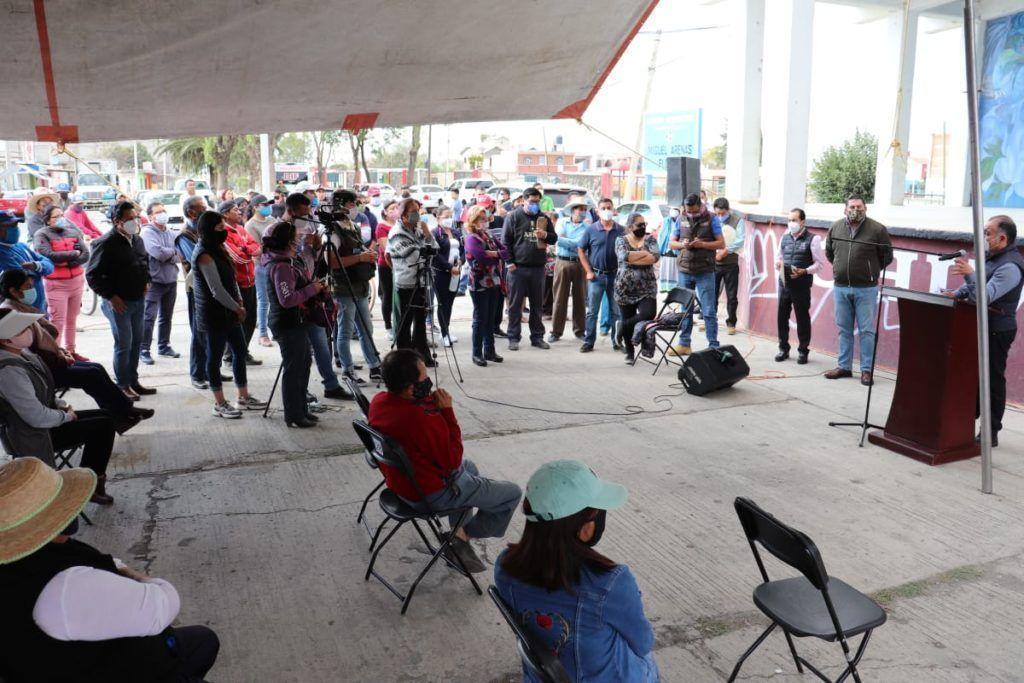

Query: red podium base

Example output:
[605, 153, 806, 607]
[868, 430, 980, 466]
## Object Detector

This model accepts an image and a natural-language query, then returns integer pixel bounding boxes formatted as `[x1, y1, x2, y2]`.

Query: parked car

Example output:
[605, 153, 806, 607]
[171, 178, 214, 203]
[616, 201, 671, 239]
[360, 183, 396, 202]
[136, 191, 186, 225]
[447, 178, 494, 197]
[485, 183, 528, 204]
[407, 184, 445, 210]
[0, 189, 32, 217]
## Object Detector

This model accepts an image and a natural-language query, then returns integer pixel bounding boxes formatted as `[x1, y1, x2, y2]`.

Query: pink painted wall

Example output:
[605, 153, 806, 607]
[739, 216, 1024, 404]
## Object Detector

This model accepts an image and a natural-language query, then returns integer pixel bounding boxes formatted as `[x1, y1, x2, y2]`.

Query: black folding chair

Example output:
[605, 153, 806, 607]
[344, 376, 384, 543]
[634, 286, 699, 376]
[351, 419, 483, 615]
[0, 422, 92, 526]
[729, 498, 886, 683]
[487, 586, 571, 683]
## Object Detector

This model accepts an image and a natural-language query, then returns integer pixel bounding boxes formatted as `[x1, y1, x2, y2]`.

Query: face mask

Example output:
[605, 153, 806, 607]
[441, 218, 452, 228]
[583, 510, 607, 548]
[371, 197, 381, 207]
[360, 226, 372, 243]
[787, 221, 801, 235]
[21, 287, 37, 307]
[599, 209, 614, 222]
[423, 214, 438, 230]
[2, 226, 21, 244]
[55, 217, 73, 230]
[669, 208, 681, 219]
[347, 207, 362, 222]
[258, 205, 272, 218]
[847, 208, 865, 223]
[120, 219, 140, 236]
[525, 202, 540, 216]
[632, 225, 646, 237]
[310, 197, 320, 208]
[153, 212, 169, 226]
[405, 212, 420, 227]
[6, 327, 33, 350]
[412, 376, 433, 400]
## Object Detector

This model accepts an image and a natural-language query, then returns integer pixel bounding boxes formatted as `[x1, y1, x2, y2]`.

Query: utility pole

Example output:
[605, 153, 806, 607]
[427, 125, 433, 185]
[625, 30, 661, 202]
[259, 133, 273, 195]
[132, 140, 140, 193]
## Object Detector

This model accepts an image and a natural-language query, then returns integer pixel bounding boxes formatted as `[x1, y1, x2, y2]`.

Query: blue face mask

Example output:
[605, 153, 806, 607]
[525, 202, 540, 215]
[258, 205, 272, 218]
[2, 226, 20, 245]
[310, 197, 320, 208]
[22, 287, 37, 307]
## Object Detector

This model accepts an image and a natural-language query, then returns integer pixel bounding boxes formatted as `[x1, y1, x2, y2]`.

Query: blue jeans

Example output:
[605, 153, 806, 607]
[100, 297, 144, 388]
[677, 271, 719, 348]
[833, 285, 878, 371]
[599, 291, 613, 333]
[307, 324, 340, 391]
[470, 287, 500, 356]
[409, 459, 522, 540]
[334, 294, 380, 373]
[584, 274, 620, 346]
[255, 264, 270, 339]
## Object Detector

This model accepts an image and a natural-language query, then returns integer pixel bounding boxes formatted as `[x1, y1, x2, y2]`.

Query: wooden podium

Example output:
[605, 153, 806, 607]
[868, 287, 980, 465]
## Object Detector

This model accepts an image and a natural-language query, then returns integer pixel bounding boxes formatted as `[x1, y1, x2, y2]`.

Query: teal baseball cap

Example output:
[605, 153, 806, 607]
[524, 460, 628, 522]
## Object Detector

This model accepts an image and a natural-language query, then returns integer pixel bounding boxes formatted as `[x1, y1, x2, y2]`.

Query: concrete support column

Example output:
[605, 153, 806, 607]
[759, 0, 814, 212]
[259, 133, 273, 195]
[725, 0, 765, 204]
[874, 9, 920, 206]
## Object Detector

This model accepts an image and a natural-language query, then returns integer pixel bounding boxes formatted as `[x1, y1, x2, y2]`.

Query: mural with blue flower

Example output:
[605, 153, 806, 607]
[980, 11, 1024, 208]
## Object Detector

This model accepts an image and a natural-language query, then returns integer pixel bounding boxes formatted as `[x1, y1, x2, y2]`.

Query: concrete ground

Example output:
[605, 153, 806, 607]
[46, 284, 1024, 682]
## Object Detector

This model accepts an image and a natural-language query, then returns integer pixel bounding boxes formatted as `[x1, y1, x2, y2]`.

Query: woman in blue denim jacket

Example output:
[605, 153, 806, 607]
[494, 460, 659, 682]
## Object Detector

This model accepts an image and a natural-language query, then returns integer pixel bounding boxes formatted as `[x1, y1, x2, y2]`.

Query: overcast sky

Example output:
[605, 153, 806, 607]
[434, 1, 968, 169]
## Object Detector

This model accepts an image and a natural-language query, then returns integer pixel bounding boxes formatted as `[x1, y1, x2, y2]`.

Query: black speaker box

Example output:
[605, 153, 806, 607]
[666, 156, 701, 206]
[677, 345, 749, 396]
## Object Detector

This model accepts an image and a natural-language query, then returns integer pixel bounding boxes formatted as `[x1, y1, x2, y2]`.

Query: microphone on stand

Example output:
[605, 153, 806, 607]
[937, 249, 968, 261]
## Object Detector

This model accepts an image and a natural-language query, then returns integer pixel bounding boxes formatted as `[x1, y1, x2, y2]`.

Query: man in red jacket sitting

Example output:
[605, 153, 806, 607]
[368, 349, 521, 573]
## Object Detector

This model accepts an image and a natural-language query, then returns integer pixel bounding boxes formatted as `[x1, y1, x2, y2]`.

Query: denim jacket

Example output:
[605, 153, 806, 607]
[494, 550, 659, 682]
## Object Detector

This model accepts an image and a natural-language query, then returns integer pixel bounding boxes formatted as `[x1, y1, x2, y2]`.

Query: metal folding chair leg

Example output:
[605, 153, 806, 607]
[365, 520, 404, 582]
[79, 511, 93, 526]
[783, 629, 804, 674]
[835, 630, 872, 683]
[727, 622, 776, 683]
[366, 516, 389, 553]
[357, 479, 385, 526]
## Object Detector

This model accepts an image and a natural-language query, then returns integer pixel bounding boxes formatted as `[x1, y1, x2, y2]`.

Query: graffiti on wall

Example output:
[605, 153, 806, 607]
[980, 11, 1024, 208]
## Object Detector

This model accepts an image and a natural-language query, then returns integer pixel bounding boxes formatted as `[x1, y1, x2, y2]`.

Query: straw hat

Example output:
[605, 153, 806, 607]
[0, 458, 96, 565]
[26, 190, 59, 214]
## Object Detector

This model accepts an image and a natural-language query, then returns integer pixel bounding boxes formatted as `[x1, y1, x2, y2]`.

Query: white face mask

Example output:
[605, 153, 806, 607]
[347, 207, 362, 222]
[787, 221, 801, 235]
[441, 218, 453, 228]
[153, 212, 169, 226]
[360, 225, 372, 243]
[120, 219, 140, 235]
[669, 208, 680, 219]
[599, 209, 614, 222]
[370, 197, 381, 207]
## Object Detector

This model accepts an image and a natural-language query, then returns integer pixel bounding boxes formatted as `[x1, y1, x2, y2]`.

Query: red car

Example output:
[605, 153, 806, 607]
[0, 189, 32, 217]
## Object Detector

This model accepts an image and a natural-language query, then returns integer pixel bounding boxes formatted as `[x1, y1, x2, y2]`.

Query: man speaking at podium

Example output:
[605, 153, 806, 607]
[949, 216, 1023, 448]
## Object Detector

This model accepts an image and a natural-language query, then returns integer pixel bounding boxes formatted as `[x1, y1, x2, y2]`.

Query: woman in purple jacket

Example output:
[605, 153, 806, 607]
[463, 205, 508, 367]
[261, 221, 327, 428]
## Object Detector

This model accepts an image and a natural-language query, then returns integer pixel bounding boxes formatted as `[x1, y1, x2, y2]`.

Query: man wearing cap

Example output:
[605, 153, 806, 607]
[502, 187, 557, 351]
[26, 190, 60, 237]
[0, 457, 221, 682]
[0, 211, 54, 315]
[494, 460, 659, 682]
[549, 199, 589, 342]
[369, 349, 522, 572]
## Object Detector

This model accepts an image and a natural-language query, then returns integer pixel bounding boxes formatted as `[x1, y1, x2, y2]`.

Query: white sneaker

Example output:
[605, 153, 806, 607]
[386, 329, 395, 341]
[448, 334, 458, 344]
[213, 401, 242, 419]
[442, 336, 453, 348]
[237, 395, 268, 410]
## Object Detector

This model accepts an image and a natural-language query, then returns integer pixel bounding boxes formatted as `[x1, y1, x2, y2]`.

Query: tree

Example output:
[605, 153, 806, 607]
[808, 130, 878, 203]
[407, 125, 422, 182]
[97, 142, 153, 170]
[703, 130, 727, 169]
[309, 131, 342, 185]
[155, 137, 211, 180]
[276, 133, 309, 162]
[204, 136, 242, 192]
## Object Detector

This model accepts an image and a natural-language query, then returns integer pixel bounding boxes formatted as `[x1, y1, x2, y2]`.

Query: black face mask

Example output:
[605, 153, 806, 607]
[412, 377, 433, 401]
[212, 229, 228, 245]
[584, 510, 607, 547]
[632, 226, 646, 237]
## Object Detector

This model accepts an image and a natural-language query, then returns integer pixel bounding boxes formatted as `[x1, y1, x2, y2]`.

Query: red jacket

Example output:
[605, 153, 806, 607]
[368, 391, 463, 501]
[65, 205, 102, 238]
[224, 222, 259, 288]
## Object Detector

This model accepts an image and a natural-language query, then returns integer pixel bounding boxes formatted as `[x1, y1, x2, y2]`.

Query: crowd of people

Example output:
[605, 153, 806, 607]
[0, 175, 1020, 681]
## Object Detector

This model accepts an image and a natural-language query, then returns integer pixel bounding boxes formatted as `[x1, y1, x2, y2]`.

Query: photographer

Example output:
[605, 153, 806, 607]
[385, 198, 439, 366]
[326, 190, 382, 384]
[262, 221, 324, 428]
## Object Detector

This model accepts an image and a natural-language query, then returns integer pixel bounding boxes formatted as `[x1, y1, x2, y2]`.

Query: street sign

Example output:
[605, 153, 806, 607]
[643, 110, 702, 174]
